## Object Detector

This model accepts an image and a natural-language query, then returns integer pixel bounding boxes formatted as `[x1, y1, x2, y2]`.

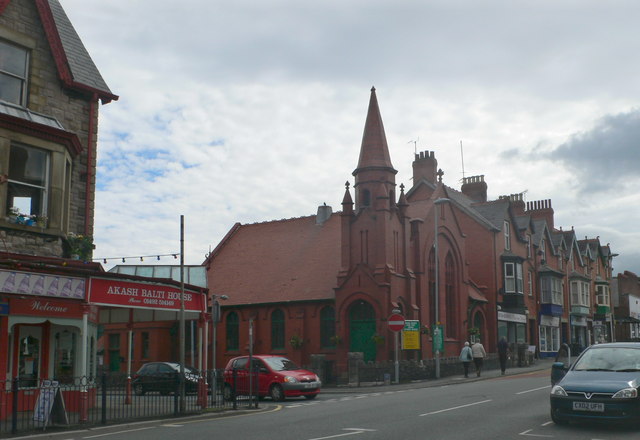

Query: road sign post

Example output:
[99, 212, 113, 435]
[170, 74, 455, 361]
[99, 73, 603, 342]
[388, 313, 405, 384]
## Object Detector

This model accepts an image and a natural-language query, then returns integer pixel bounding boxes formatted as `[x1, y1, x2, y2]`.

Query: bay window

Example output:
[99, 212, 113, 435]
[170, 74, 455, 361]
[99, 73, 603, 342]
[504, 261, 523, 293]
[570, 280, 590, 307]
[541, 276, 562, 305]
[6, 143, 49, 218]
[596, 284, 610, 306]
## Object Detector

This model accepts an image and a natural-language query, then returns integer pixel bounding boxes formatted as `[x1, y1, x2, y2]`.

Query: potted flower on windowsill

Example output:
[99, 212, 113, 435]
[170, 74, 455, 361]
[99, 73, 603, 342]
[66, 233, 94, 261]
[7, 206, 20, 223]
[329, 335, 343, 346]
[289, 334, 304, 349]
[371, 333, 385, 346]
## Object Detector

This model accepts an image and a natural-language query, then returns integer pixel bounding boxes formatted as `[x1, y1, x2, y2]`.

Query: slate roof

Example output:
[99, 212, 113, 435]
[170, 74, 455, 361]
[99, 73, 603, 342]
[47, 0, 112, 95]
[47, 0, 116, 101]
[206, 214, 341, 307]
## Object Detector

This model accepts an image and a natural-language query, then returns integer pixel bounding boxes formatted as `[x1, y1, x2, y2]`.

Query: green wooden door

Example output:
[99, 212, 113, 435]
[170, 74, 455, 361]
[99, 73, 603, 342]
[349, 301, 377, 362]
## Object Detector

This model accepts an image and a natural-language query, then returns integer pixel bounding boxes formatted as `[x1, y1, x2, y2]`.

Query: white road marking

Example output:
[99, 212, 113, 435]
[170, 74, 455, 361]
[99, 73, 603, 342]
[83, 427, 155, 438]
[518, 429, 552, 437]
[541, 421, 553, 426]
[419, 399, 492, 416]
[306, 428, 376, 440]
[161, 424, 183, 427]
[516, 385, 550, 395]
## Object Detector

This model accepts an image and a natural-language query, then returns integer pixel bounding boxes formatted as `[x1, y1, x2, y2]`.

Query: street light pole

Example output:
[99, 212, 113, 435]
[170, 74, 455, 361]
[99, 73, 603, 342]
[211, 294, 227, 404]
[434, 198, 450, 380]
[179, 215, 185, 412]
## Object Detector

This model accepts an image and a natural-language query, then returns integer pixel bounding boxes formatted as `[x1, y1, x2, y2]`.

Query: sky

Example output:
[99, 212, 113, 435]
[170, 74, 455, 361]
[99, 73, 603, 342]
[60, 0, 639, 275]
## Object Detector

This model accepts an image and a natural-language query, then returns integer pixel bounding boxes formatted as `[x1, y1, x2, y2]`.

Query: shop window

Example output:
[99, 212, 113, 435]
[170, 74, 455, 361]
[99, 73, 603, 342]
[0, 39, 29, 106]
[54, 330, 76, 383]
[539, 325, 560, 352]
[18, 334, 40, 387]
[226, 312, 239, 351]
[6, 143, 49, 218]
[320, 306, 336, 348]
[271, 309, 285, 350]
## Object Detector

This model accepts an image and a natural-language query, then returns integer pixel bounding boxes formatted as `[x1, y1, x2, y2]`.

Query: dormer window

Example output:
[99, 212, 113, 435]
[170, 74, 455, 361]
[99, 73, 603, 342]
[526, 234, 531, 258]
[0, 40, 29, 106]
[540, 239, 546, 262]
[504, 220, 511, 251]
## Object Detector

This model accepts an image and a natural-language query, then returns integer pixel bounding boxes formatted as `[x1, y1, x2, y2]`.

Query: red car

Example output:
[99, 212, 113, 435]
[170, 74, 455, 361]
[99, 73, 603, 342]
[223, 355, 321, 401]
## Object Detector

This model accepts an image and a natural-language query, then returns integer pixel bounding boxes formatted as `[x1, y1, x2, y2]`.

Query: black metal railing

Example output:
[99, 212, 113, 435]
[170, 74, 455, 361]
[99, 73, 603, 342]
[0, 369, 253, 436]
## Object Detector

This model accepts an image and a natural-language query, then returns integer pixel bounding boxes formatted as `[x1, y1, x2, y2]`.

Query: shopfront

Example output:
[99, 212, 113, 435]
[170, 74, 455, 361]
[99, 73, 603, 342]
[497, 311, 527, 344]
[1, 259, 209, 421]
[539, 315, 560, 358]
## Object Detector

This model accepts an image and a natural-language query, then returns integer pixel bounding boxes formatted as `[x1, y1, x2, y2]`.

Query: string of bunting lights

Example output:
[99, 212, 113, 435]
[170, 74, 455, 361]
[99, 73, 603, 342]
[93, 253, 181, 264]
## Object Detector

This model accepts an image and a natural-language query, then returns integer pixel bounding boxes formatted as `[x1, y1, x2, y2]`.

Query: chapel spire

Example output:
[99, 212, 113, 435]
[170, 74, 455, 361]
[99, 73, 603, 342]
[354, 87, 396, 174]
[351, 87, 397, 212]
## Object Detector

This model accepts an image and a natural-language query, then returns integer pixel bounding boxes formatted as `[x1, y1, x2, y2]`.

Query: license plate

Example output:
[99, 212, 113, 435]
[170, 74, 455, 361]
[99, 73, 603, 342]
[304, 382, 316, 389]
[573, 401, 604, 412]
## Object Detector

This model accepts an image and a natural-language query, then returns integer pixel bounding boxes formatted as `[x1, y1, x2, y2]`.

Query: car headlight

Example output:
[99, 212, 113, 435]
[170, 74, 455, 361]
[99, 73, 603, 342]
[550, 385, 567, 397]
[612, 388, 638, 399]
[284, 376, 298, 383]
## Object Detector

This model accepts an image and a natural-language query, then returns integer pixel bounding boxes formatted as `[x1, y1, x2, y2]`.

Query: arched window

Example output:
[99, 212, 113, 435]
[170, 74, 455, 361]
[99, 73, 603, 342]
[362, 189, 371, 207]
[271, 309, 285, 350]
[320, 306, 336, 348]
[445, 252, 457, 338]
[226, 312, 239, 351]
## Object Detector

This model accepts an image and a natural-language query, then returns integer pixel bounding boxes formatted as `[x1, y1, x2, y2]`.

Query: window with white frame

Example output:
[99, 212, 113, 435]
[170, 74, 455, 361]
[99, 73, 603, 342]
[528, 271, 533, 296]
[0, 40, 29, 106]
[6, 143, 49, 218]
[570, 280, 589, 307]
[596, 284, 610, 306]
[541, 276, 562, 304]
[504, 220, 511, 251]
[526, 234, 531, 258]
[504, 262, 523, 293]
[540, 239, 546, 262]
[539, 325, 560, 352]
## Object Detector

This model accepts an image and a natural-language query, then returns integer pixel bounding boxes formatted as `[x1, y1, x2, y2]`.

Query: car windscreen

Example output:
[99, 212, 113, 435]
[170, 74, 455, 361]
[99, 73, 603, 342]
[573, 347, 640, 372]
[263, 357, 300, 371]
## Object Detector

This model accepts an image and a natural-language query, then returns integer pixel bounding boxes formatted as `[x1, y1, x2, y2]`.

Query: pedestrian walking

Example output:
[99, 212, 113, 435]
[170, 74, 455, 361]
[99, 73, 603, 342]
[498, 336, 509, 375]
[472, 339, 487, 377]
[459, 341, 473, 378]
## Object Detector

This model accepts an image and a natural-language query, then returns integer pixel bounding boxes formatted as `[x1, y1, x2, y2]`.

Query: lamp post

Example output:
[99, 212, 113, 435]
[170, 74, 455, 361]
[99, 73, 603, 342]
[211, 294, 228, 404]
[433, 197, 450, 379]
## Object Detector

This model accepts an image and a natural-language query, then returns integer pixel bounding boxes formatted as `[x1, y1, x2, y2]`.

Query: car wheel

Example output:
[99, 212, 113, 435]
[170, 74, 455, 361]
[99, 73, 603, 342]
[223, 384, 234, 401]
[133, 383, 145, 396]
[550, 409, 567, 425]
[270, 384, 284, 402]
[304, 394, 317, 400]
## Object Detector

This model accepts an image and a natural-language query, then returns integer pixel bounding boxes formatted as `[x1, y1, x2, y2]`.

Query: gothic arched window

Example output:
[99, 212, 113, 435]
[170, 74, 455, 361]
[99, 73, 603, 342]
[271, 309, 285, 349]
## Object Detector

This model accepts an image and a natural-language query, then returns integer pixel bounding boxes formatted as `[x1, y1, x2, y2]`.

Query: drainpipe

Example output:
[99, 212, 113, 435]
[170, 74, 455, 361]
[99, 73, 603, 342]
[84, 93, 98, 235]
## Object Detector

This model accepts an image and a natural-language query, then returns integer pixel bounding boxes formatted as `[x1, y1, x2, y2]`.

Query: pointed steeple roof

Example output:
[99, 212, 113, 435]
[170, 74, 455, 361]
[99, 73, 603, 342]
[354, 87, 395, 173]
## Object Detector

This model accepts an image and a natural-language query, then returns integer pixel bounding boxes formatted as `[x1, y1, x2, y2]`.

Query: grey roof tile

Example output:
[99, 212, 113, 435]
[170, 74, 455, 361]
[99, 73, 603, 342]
[48, 0, 113, 95]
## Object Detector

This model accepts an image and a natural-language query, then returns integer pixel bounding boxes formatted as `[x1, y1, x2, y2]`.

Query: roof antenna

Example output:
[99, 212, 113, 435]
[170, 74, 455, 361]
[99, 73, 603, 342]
[460, 140, 466, 181]
[408, 137, 419, 155]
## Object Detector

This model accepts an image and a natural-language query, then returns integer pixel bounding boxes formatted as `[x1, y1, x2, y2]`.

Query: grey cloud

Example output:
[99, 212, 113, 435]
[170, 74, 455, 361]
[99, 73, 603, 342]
[546, 109, 640, 193]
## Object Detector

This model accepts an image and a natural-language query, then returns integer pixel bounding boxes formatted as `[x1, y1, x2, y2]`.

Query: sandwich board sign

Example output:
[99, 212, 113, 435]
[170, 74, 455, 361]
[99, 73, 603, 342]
[33, 380, 68, 428]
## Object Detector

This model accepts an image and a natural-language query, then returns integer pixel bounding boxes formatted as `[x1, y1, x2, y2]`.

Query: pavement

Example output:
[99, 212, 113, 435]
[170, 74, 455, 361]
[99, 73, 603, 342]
[321, 358, 556, 394]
